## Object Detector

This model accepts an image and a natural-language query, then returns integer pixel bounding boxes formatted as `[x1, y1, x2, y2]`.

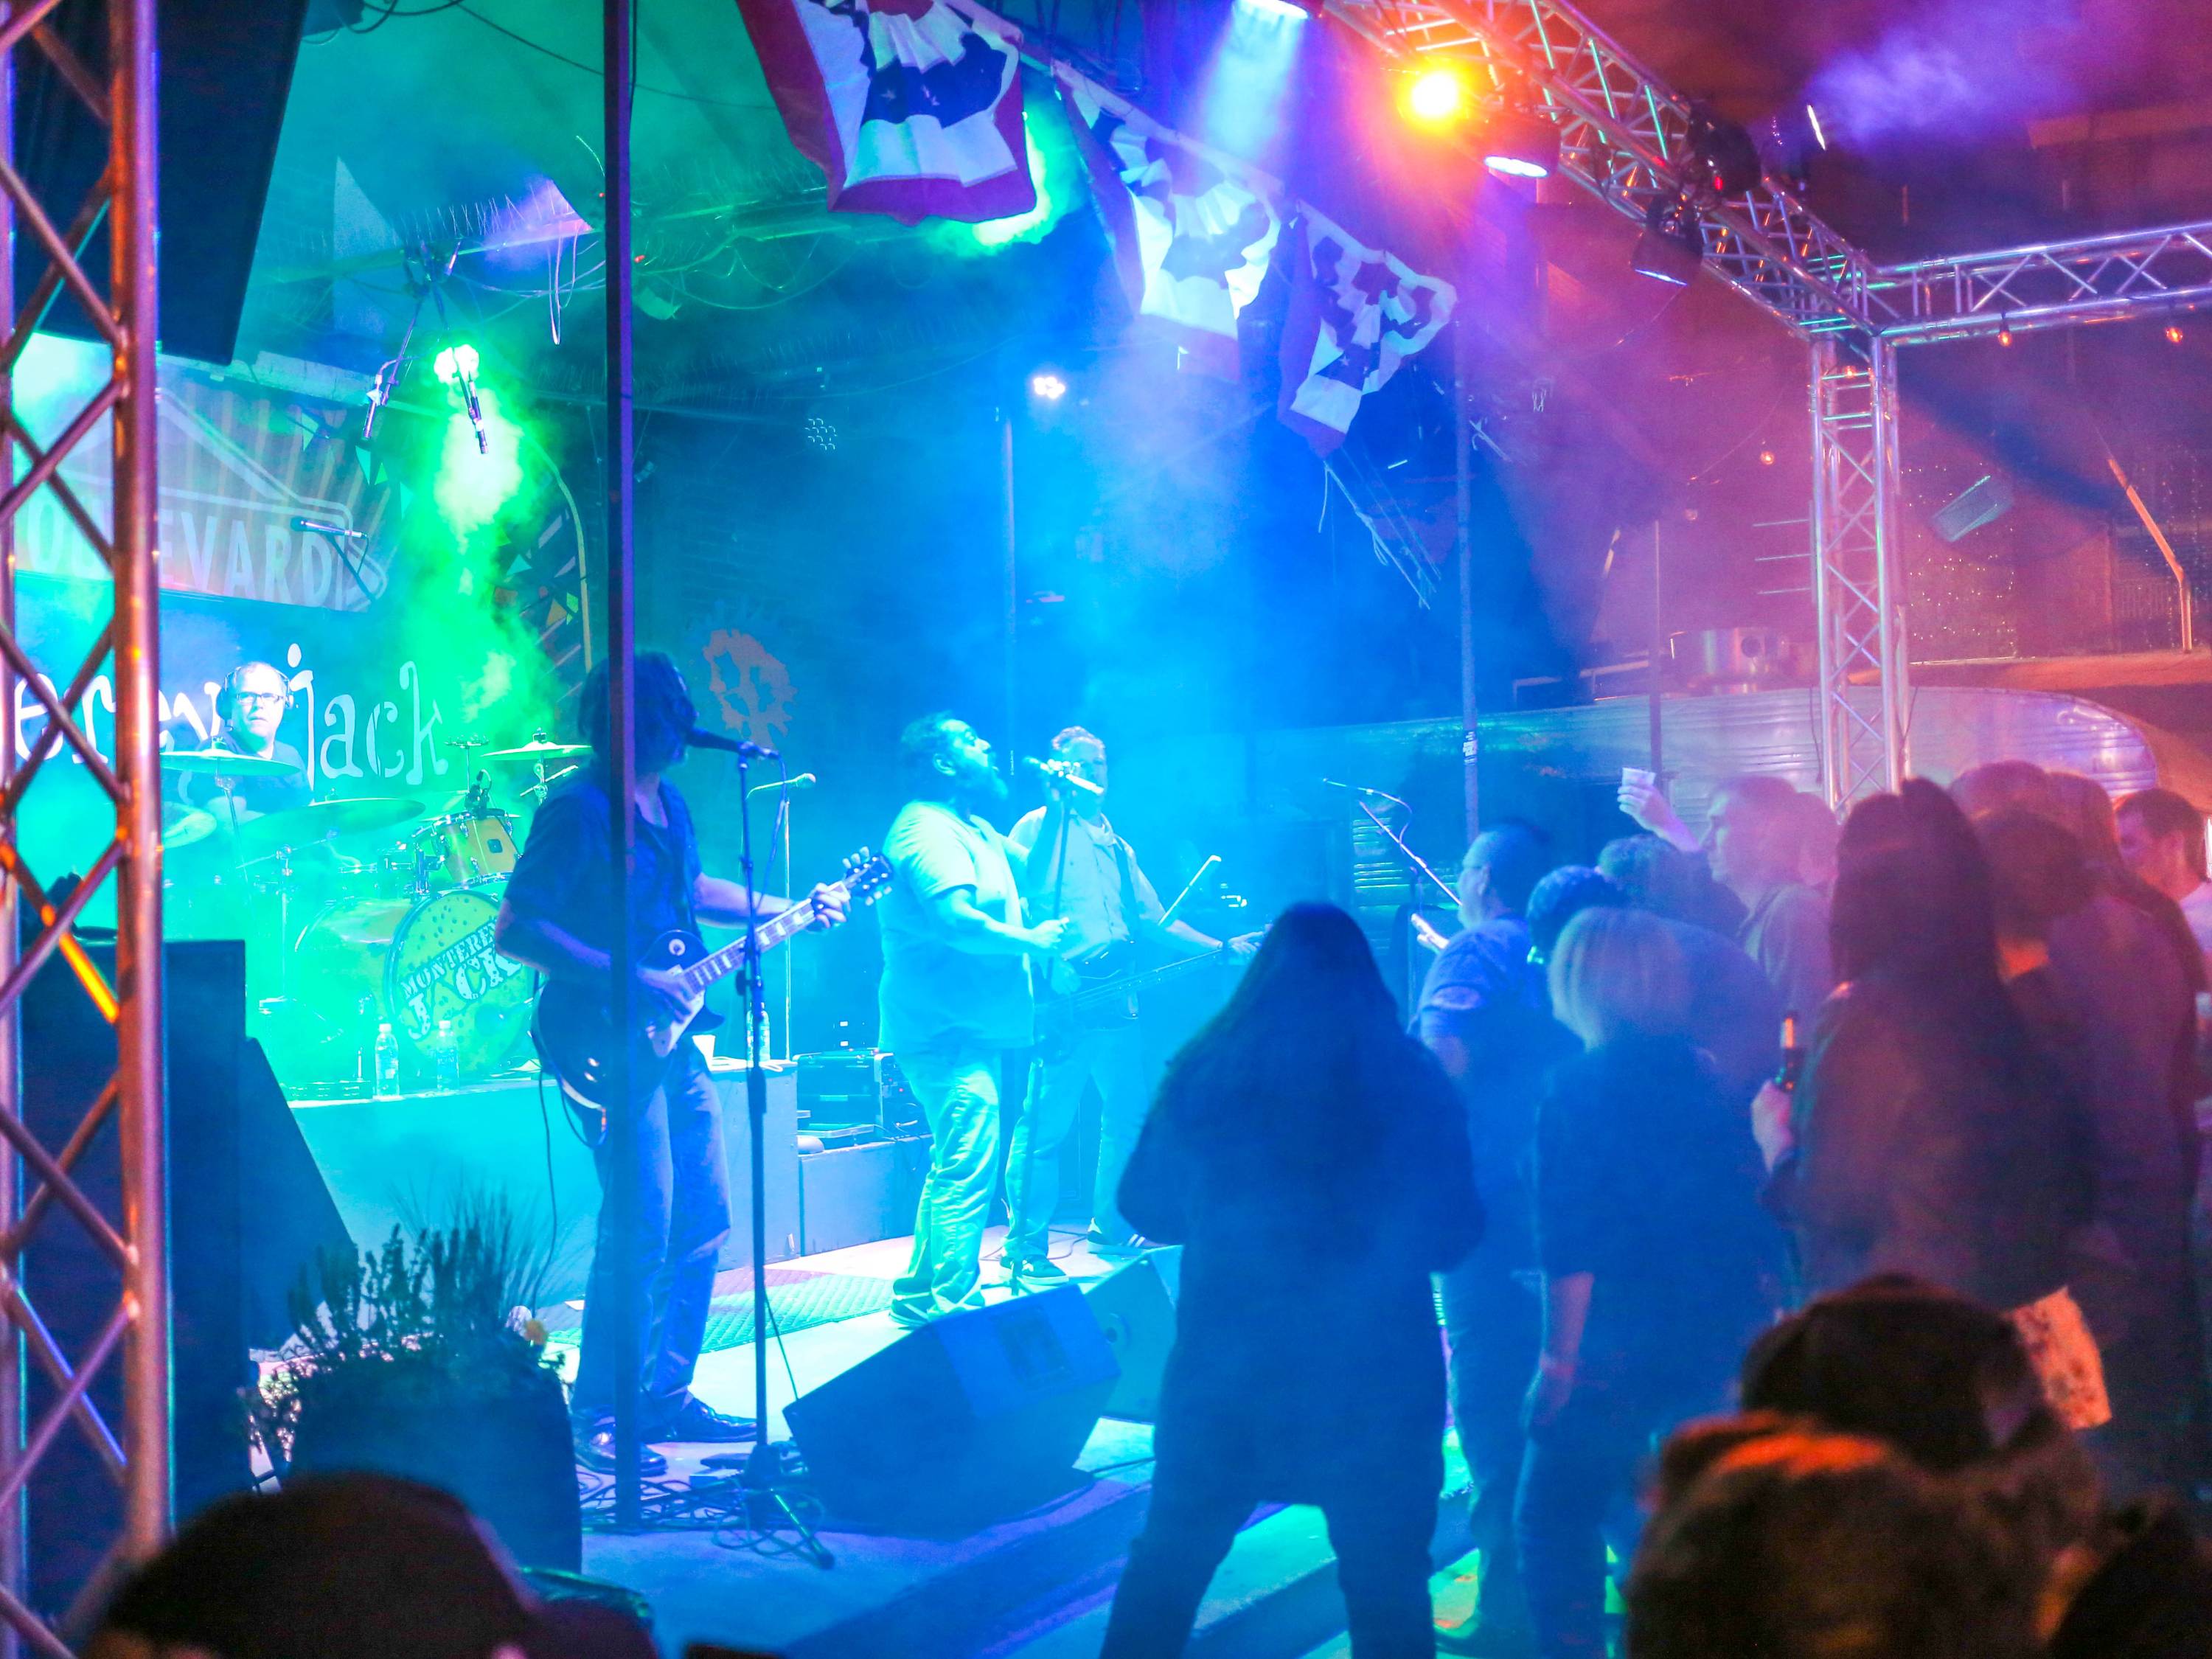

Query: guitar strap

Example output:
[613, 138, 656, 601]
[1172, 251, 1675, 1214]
[1109, 828, 1143, 945]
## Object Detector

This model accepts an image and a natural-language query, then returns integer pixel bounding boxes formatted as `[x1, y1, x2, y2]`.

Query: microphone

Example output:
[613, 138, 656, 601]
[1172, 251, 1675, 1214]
[292, 516, 366, 541]
[687, 728, 779, 760]
[1021, 756, 1105, 797]
[745, 772, 817, 796]
[1320, 776, 1409, 809]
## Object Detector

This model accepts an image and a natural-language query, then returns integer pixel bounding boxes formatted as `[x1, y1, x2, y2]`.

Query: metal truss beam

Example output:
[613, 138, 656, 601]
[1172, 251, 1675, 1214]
[1810, 336, 1906, 809]
[1871, 218, 2212, 344]
[0, 0, 167, 1645]
[1323, 0, 1879, 332]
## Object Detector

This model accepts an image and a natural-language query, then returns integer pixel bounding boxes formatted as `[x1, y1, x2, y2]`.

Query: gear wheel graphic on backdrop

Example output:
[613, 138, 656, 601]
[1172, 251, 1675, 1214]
[700, 625, 796, 753]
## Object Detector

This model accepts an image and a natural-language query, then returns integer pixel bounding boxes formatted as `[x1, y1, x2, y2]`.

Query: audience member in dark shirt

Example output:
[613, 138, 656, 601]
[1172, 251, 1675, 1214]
[1601, 837, 1782, 1106]
[1103, 903, 1480, 1659]
[1759, 782, 2090, 1321]
[1415, 827, 1568, 1655]
[1734, 1275, 2212, 1659]
[1953, 762, 2209, 1499]
[1597, 832, 1742, 939]
[1517, 907, 1778, 1659]
[1627, 1420, 2041, 1659]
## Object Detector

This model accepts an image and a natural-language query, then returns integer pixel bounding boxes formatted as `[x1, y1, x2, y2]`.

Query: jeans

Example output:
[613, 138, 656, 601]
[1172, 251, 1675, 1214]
[571, 1049, 730, 1432]
[1006, 1021, 1149, 1259]
[896, 1041, 1006, 1316]
[1439, 1257, 1540, 1635]
[1102, 1464, 1441, 1658]
[1514, 1388, 1685, 1659]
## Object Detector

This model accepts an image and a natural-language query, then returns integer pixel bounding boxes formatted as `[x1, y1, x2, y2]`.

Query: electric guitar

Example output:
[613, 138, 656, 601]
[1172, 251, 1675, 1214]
[1035, 932, 1263, 1054]
[534, 849, 891, 1135]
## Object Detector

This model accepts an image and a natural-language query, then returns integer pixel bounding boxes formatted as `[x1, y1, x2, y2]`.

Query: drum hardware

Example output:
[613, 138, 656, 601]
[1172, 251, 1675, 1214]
[161, 801, 216, 850]
[518, 762, 580, 804]
[230, 796, 425, 862]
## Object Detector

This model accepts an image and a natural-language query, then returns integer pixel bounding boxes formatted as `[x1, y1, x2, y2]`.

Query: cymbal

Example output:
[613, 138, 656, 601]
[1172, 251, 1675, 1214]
[232, 796, 424, 858]
[484, 737, 589, 760]
[162, 801, 216, 850]
[161, 746, 296, 777]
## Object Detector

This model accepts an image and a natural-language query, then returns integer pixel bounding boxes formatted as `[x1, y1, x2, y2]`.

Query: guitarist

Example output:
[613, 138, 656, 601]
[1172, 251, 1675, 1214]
[1004, 728, 1259, 1287]
[493, 653, 846, 1474]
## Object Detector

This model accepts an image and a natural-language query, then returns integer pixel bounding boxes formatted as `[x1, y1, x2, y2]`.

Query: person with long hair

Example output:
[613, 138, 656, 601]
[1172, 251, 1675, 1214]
[1099, 903, 1480, 1659]
[1952, 764, 2209, 1500]
[495, 653, 846, 1472]
[1755, 780, 2090, 1321]
[1515, 907, 1778, 1659]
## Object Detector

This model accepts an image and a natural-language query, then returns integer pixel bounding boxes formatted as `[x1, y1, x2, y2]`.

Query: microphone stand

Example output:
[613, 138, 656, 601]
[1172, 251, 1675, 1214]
[1352, 798, 1459, 909]
[731, 750, 833, 1567]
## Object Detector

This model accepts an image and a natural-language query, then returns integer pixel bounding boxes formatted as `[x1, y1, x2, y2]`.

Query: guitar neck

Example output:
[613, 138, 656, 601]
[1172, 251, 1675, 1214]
[678, 905, 810, 996]
[1071, 947, 1226, 1012]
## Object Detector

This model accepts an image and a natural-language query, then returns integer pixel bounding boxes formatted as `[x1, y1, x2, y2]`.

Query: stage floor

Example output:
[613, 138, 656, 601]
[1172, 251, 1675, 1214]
[541, 1228, 1485, 1659]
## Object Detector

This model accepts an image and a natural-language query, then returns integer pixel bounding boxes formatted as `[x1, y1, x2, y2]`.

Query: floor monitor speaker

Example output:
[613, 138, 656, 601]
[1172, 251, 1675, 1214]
[785, 1284, 1117, 1531]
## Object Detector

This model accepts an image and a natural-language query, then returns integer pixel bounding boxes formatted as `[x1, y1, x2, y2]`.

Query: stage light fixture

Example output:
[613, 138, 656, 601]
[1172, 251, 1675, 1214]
[1236, 0, 1319, 18]
[1406, 63, 1471, 125]
[1029, 369, 1069, 403]
[1686, 103, 1764, 195]
[1482, 103, 1559, 179]
[433, 343, 480, 387]
[1630, 194, 1703, 287]
[2167, 324, 2186, 344]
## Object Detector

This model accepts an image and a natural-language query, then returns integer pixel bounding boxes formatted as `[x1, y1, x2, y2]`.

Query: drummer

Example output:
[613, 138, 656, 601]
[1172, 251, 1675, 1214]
[168, 661, 310, 827]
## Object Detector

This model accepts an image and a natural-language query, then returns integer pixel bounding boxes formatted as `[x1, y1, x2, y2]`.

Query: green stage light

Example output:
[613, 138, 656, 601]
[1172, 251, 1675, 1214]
[933, 105, 1075, 257]
[434, 343, 480, 387]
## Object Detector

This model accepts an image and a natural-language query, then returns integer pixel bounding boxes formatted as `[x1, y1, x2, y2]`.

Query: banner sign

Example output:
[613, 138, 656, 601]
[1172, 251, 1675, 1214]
[12, 338, 583, 803]
[737, 0, 1036, 226]
[1058, 67, 1281, 378]
[1279, 210, 1457, 454]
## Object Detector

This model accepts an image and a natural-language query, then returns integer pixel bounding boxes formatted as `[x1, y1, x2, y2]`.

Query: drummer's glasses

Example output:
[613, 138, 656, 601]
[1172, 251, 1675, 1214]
[234, 690, 288, 707]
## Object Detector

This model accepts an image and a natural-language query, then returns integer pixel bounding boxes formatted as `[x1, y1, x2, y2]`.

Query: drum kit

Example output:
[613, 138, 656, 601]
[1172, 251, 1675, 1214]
[162, 733, 589, 1092]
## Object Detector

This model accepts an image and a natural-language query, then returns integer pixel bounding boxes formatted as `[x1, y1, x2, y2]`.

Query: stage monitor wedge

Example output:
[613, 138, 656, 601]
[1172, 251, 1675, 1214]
[17, 0, 309, 366]
[785, 1285, 1119, 1531]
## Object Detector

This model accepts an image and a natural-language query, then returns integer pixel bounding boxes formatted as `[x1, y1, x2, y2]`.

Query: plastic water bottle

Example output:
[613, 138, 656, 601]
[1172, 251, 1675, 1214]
[372, 1023, 400, 1098]
[433, 1019, 460, 1091]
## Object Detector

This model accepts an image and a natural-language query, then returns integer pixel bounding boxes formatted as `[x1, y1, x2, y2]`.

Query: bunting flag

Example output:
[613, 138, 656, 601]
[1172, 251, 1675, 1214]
[1278, 210, 1457, 453]
[1057, 68, 1281, 377]
[736, 0, 1034, 226]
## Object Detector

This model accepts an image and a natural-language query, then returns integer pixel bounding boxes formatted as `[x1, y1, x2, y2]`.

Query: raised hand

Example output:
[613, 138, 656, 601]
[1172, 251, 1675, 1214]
[1618, 771, 1699, 852]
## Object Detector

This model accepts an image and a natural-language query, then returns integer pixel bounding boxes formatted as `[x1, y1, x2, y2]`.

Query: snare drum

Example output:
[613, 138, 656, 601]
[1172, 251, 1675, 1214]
[414, 809, 519, 887]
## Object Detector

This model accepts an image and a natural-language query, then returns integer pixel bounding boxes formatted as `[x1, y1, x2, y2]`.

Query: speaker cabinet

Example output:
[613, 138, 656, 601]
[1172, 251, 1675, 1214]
[785, 1285, 1118, 1531]
[21, 938, 351, 1619]
[1084, 1256, 1179, 1422]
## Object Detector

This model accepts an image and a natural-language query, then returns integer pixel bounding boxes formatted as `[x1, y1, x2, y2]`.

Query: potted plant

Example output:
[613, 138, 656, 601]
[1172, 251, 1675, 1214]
[248, 1202, 581, 1571]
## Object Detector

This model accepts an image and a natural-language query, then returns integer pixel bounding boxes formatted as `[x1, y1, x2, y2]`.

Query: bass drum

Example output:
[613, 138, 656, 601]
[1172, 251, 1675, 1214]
[386, 883, 534, 1074]
[291, 883, 534, 1080]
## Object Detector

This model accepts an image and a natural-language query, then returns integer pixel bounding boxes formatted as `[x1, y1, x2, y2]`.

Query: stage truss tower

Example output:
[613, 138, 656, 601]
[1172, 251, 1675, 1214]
[0, 0, 167, 1649]
[1327, 0, 2212, 807]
